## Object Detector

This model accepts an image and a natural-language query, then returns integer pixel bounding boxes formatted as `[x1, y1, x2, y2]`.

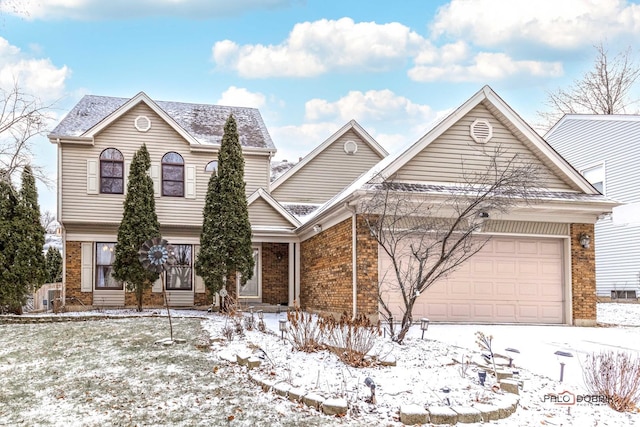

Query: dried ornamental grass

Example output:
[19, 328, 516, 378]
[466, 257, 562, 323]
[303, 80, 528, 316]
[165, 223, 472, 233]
[583, 351, 640, 412]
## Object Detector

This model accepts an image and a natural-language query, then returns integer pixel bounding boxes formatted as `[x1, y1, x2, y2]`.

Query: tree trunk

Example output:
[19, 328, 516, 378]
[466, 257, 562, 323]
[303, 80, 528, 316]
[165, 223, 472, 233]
[395, 299, 416, 344]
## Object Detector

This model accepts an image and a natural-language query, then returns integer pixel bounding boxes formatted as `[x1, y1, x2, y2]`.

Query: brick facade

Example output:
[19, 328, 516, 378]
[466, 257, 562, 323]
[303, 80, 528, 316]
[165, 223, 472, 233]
[64, 241, 92, 306]
[261, 243, 289, 305]
[570, 223, 597, 326]
[300, 216, 379, 318]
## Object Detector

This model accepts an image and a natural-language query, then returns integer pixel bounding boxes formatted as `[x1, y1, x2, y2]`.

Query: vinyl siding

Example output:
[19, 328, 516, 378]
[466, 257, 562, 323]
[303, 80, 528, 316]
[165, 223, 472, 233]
[396, 105, 573, 190]
[93, 290, 124, 306]
[272, 130, 384, 204]
[249, 198, 296, 228]
[546, 117, 640, 296]
[59, 103, 270, 227]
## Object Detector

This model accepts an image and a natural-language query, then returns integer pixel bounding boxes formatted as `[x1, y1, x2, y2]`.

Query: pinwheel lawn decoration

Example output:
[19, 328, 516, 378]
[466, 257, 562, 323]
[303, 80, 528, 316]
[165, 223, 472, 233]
[139, 237, 177, 343]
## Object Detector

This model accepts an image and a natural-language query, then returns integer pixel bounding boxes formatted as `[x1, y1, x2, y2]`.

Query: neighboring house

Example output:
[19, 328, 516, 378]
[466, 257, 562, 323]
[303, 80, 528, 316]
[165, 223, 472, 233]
[545, 114, 640, 301]
[50, 86, 616, 326]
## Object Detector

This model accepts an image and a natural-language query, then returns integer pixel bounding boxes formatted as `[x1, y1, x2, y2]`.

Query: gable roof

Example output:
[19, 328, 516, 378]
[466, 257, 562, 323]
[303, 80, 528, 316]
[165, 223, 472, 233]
[49, 91, 275, 150]
[247, 188, 301, 228]
[270, 119, 388, 192]
[545, 113, 640, 142]
[301, 85, 616, 227]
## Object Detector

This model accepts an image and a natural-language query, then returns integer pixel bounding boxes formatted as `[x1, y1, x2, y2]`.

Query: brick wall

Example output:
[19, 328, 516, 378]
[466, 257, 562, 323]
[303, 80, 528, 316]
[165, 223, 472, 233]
[356, 215, 378, 317]
[300, 216, 379, 318]
[570, 223, 597, 326]
[301, 218, 353, 315]
[261, 243, 289, 305]
[64, 241, 92, 306]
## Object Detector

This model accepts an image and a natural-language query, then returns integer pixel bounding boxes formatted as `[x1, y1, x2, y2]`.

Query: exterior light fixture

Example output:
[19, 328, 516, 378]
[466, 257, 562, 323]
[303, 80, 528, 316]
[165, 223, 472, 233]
[313, 224, 322, 233]
[478, 370, 487, 386]
[579, 233, 591, 249]
[420, 318, 430, 339]
[257, 310, 264, 321]
[505, 347, 520, 367]
[278, 319, 287, 340]
[364, 377, 376, 403]
[554, 350, 574, 382]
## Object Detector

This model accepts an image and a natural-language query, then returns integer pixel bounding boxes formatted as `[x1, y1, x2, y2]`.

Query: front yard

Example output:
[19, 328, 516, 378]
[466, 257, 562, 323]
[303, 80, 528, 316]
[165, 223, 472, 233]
[1, 304, 639, 426]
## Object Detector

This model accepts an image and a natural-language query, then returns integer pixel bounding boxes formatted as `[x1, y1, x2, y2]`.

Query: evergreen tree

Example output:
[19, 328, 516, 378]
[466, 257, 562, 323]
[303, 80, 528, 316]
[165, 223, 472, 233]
[0, 178, 20, 313]
[0, 166, 46, 313]
[196, 114, 253, 300]
[45, 247, 63, 283]
[113, 144, 160, 311]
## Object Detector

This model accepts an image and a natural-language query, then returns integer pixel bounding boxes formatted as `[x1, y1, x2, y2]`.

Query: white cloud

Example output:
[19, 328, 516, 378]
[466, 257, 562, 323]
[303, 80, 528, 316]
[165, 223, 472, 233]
[270, 122, 339, 161]
[431, 0, 640, 49]
[0, 37, 70, 102]
[0, 0, 295, 20]
[304, 89, 433, 124]
[409, 52, 563, 82]
[213, 17, 428, 78]
[216, 86, 266, 109]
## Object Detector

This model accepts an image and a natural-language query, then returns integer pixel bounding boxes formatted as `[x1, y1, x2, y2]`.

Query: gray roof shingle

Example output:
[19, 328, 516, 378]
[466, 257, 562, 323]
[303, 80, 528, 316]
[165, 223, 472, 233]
[49, 94, 275, 149]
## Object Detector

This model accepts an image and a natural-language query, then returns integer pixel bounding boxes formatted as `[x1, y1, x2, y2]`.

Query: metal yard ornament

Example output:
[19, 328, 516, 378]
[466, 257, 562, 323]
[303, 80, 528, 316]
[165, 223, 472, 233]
[139, 237, 175, 273]
[139, 237, 176, 342]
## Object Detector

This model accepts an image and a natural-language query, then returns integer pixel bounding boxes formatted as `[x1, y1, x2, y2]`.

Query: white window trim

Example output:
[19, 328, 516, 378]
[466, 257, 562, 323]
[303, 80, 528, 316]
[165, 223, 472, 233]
[580, 161, 606, 195]
[238, 245, 261, 299]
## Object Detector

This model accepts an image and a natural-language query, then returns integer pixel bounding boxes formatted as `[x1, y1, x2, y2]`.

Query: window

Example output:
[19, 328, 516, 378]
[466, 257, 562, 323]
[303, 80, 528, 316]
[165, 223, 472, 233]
[162, 152, 184, 197]
[205, 160, 218, 174]
[582, 163, 605, 194]
[611, 290, 637, 300]
[166, 244, 192, 290]
[95, 242, 122, 290]
[100, 148, 124, 194]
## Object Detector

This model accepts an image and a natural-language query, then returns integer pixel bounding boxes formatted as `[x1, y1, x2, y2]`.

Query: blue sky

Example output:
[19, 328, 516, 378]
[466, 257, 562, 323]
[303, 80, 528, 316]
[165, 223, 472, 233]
[2, 0, 640, 214]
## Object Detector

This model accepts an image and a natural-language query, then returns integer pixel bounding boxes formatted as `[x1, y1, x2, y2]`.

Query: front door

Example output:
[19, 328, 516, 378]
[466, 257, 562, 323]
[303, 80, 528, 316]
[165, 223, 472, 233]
[238, 246, 261, 301]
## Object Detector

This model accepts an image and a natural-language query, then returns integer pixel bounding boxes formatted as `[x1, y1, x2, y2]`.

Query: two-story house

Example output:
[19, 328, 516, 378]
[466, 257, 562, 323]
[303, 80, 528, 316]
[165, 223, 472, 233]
[50, 86, 617, 326]
[546, 114, 640, 301]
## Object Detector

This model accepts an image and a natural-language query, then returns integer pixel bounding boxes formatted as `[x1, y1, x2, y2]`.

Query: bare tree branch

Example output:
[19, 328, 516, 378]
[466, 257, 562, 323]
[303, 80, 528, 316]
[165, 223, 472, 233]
[538, 42, 640, 131]
[358, 145, 541, 343]
[0, 81, 55, 187]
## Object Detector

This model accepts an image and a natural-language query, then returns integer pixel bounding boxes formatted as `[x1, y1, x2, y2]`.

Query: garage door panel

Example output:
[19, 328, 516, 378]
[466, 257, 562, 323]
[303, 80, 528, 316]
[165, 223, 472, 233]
[379, 236, 564, 324]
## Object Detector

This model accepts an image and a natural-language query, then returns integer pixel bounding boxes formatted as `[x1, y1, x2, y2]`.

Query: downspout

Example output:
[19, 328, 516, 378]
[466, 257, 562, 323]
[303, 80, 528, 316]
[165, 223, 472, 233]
[344, 202, 357, 319]
[57, 139, 65, 307]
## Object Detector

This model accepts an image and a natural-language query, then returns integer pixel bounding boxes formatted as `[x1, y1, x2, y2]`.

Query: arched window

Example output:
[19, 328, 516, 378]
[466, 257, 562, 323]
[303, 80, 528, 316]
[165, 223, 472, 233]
[205, 160, 218, 174]
[162, 152, 184, 197]
[99, 148, 124, 194]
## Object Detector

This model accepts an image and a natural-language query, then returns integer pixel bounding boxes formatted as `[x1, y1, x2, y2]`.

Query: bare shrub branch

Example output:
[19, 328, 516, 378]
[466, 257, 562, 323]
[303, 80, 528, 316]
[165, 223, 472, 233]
[286, 307, 324, 352]
[318, 312, 381, 367]
[583, 351, 640, 412]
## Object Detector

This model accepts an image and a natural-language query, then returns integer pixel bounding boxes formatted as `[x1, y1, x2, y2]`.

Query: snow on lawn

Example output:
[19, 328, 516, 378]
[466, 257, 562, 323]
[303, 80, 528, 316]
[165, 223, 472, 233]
[202, 304, 640, 426]
[2, 304, 639, 426]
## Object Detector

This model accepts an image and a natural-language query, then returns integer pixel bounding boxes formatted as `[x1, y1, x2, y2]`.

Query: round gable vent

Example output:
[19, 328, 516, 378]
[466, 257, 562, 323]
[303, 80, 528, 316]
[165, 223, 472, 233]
[470, 119, 492, 144]
[134, 115, 152, 132]
[344, 140, 358, 154]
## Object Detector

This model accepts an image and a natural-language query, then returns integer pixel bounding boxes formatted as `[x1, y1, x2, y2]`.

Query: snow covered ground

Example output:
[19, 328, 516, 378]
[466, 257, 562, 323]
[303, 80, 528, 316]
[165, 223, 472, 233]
[1, 303, 639, 426]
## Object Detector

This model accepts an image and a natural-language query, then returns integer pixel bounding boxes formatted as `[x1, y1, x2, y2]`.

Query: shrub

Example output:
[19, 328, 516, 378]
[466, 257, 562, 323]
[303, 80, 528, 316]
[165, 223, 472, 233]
[319, 312, 381, 367]
[583, 351, 640, 412]
[286, 308, 324, 352]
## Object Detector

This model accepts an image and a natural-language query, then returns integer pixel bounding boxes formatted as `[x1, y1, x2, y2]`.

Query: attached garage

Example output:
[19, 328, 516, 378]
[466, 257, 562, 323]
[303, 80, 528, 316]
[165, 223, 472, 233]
[379, 236, 565, 324]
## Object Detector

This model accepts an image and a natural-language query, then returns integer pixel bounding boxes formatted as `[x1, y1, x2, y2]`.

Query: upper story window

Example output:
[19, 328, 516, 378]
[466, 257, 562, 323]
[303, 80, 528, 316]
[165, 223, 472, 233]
[162, 152, 184, 197]
[581, 163, 605, 195]
[205, 160, 218, 174]
[99, 148, 124, 194]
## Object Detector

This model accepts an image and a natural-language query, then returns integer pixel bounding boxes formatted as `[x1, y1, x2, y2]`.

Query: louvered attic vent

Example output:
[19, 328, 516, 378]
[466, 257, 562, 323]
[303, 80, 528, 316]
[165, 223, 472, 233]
[470, 119, 493, 144]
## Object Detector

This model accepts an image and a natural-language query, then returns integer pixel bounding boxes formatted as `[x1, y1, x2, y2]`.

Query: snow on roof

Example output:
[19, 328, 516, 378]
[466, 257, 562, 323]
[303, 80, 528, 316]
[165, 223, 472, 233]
[49, 94, 275, 149]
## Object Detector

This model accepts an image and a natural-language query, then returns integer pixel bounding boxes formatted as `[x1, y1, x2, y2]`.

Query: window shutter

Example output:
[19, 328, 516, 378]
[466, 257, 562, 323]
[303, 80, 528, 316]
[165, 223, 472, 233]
[87, 160, 98, 194]
[185, 165, 196, 199]
[81, 242, 93, 292]
[123, 160, 131, 194]
[152, 276, 162, 293]
[150, 162, 160, 197]
[193, 245, 205, 293]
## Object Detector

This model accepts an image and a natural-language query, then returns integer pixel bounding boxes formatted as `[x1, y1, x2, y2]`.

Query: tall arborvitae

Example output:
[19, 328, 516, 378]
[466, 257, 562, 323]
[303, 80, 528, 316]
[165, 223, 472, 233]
[0, 167, 46, 313]
[15, 166, 47, 295]
[195, 171, 227, 295]
[0, 178, 20, 313]
[196, 114, 253, 301]
[113, 144, 160, 311]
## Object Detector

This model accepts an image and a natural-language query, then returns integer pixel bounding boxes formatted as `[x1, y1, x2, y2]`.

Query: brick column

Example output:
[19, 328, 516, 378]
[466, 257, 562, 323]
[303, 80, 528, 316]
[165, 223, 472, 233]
[570, 223, 596, 326]
[64, 241, 92, 307]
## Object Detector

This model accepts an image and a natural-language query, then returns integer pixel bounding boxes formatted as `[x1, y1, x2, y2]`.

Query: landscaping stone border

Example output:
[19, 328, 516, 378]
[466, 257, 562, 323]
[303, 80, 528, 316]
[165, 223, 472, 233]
[232, 351, 520, 425]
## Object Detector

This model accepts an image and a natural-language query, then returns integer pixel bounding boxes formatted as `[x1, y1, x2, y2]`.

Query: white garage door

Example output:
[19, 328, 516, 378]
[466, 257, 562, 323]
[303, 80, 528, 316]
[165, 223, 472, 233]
[379, 236, 564, 324]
